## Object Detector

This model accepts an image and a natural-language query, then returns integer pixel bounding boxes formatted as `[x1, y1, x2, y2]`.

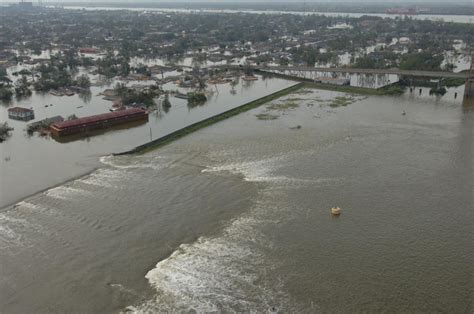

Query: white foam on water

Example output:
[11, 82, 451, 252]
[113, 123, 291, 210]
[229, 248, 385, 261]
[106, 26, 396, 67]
[15, 201, 55, 214]
[44, 186, 90, 200]
[202, 155, 343, 187]
[130, 155, 333, 312]
[135, 216, 289, 312]
[0, 213, 38, 250]
[76, 168, 124, 188]
[100, 155, 171, 171]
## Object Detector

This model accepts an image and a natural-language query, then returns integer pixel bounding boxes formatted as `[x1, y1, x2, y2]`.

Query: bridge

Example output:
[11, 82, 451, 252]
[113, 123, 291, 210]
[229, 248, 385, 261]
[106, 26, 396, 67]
[216, 64, 469, 79]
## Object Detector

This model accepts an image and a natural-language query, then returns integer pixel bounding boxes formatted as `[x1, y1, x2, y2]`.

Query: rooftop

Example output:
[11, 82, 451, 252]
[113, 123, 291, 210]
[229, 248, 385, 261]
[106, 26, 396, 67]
[51, 107, 147, 129]
[8, 107, 34, 113]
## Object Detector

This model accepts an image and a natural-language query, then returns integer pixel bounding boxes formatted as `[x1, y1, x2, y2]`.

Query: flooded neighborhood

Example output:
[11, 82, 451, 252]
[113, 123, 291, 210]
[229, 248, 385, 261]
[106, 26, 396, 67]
[0, 1, 473, 313]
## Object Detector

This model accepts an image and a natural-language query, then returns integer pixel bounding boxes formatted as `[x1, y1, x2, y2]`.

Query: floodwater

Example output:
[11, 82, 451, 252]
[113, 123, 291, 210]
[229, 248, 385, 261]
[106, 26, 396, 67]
[0, 73, 294, 208]
[0, 84, 471, 313]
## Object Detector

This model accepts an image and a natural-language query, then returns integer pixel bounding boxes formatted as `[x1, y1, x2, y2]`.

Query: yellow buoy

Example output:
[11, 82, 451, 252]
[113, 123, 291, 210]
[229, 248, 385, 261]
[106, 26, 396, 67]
[331, 207, 341, 215]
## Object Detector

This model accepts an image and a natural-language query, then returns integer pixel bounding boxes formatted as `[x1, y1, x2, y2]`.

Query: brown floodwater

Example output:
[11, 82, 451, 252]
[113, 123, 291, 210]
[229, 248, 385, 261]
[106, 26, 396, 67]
[0, 72, 294, 208]
[0, 83, 471, 312]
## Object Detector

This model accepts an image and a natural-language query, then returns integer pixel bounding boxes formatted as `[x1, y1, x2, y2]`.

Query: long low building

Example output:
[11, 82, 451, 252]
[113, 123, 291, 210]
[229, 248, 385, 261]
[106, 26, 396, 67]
[50, 108, 148, 137]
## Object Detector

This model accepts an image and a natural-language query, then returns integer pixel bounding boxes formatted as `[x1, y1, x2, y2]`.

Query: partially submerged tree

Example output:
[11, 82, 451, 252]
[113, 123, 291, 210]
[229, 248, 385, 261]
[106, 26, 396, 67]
[162, 93, 171, 109]
[75, 74, 91, 89]
[0, 122, 13, 142]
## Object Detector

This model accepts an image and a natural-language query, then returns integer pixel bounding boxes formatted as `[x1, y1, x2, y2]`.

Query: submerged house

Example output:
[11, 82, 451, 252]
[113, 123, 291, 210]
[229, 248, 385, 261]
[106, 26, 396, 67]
[7, 107, 35, 121]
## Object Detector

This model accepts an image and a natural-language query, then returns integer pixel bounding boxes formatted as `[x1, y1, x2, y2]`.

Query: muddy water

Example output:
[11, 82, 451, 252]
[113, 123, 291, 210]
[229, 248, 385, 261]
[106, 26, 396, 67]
[0, 84, 471, 312]
[0, 75, 294, 208]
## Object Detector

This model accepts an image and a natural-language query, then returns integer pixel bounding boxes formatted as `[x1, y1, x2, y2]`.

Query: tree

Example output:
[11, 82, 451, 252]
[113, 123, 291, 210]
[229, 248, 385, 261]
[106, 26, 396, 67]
[162, 93, 171, 108]
[0, 86, 13, 101]
[400, 52, 443, 71]
[76, 74, 91, 89]
[0, 122, 13, 142]
[14, 76, 32, 97]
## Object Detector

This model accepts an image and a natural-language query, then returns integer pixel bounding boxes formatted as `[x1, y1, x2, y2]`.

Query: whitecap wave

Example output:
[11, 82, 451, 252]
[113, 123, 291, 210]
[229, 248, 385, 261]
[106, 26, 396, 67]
[100, 155, 171, 171]
[202, 156, 342, 187]
[14, 201, 54, 214]
[134, 211, 292, 312]
[131, 154, 335, 312]
[76, 168, 124, 188]
[44, 186, 90, 200]
[0, 213, 37, 250]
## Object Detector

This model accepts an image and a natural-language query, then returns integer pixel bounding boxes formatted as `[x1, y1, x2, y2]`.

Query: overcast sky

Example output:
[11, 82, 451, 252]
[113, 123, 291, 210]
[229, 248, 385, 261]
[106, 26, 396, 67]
[0, 0, 471, 4]
[0, 0, 470, 2]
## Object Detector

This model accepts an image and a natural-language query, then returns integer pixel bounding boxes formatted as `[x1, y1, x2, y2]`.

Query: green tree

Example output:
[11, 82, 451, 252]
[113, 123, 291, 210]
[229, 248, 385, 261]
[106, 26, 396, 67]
[75, 74, 91, 89]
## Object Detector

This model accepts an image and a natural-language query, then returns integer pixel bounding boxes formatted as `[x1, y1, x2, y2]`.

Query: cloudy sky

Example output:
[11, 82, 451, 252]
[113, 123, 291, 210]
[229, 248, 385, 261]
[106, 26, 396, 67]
[0, 0, 468, 2]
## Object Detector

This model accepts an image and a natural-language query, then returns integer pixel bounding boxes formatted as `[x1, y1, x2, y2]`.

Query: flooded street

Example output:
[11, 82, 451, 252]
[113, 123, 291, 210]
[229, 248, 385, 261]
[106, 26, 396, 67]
[0, 85, 471, 312]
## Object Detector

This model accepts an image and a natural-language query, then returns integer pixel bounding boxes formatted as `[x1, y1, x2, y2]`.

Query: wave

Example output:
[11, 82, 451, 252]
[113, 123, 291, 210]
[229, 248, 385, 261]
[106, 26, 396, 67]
[134, 213, 292, 312]
[44, 186, 91, 200]
[100, 155, 172, 171]
[0, 212, 42, 250]
[202, 155, 343, 187]
[130, 154, 334, 312]
[76, 168, 124, 188]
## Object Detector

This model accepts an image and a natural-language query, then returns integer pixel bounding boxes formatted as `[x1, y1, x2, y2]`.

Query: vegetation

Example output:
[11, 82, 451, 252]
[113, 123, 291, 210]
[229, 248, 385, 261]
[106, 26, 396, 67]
[444, 77, 466, 87]
[266, 101, 299, 111]
[97, 53, 131, 78]
[380, 84, 406, 95]
[429, 87, 447, 96]
[0, 122, 13, 142]
[399, 52, 444, 71]
[14, 76, 32, 97]
[256, 113, 279, 120]
[33, 62, 73, 91]
[187, 92, 207, 105]
[114, 83, 162, 107]
[329, 96, 356, 107]
[0, 86, 13, 101]
[162, 93, 171, 109]
[0, 68, 14, 101]
[75, 74, 91, 89]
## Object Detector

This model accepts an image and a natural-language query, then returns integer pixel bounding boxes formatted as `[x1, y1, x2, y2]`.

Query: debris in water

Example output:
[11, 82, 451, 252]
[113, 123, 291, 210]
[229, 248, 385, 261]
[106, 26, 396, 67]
[290, 125, 302, 130]
[331, 206, 341, 216]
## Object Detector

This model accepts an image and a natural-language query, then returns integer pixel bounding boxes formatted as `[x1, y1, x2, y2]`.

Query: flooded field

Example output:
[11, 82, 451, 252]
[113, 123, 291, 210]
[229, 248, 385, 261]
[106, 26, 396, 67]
[0, 84, 471, 312]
